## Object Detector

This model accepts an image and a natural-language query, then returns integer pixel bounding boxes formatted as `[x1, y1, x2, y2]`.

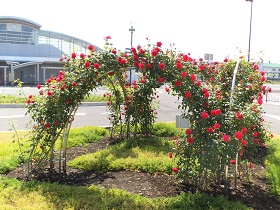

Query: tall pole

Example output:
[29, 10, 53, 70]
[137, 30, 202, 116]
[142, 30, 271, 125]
[129, 25, 135, 48]
[129, 25, 135, 84]
[246, 0, 253, 62]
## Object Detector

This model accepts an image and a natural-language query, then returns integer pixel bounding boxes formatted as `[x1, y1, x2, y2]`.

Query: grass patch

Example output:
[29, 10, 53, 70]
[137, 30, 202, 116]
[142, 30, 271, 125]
[0, 131, 29, 173]
[62, 126, 109, 148]
[83, 94, 107, 102]
[0, 126, 108, 174]
[68, 137, 175, 174]
[265, 135, 280, 195]
[0, 94, 27, 104]
[0, 176, 248, 210]
[152, 122, 185, 137]
[0, 93, 106, 104]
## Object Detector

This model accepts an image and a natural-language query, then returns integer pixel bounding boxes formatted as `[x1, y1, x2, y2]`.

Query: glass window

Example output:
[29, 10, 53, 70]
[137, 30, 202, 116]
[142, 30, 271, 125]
[0, 23, 6, 30]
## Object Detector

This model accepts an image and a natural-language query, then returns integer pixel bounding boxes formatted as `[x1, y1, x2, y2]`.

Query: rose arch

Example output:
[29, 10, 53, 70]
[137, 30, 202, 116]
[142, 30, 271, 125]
[20, 37, 272, 191]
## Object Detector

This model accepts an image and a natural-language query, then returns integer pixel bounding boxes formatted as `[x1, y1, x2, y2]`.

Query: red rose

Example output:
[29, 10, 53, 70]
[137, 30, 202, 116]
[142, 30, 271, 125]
[138, 63, 145, 69]
[235, 131, 243, 139]
[44, 123, 51, 128]
[199, 64, 206, 71]
[213, 123, 220, 129]
[151, 49, 158, 57]
[112, 48, 117, 54]
[172, 167, 179, 173]
[80, 53, 85, 59]
[147, 63, 153, 69]
[181, 71, 187, 78]
[158, 62, 165, 70]
[185, 128, 192, 135]
[261, 76, 266, 82]
[253, 131, 259, 137]
[241, 139, 247, 147]
[37, 84, 41, 89]
[248, 163, 254, 168]
[241, 127, 247, 134]
[206, 127, 214, 133]
[222, 134, 230, 143]
[201, 111, 209, 119]
[157, 77, 165, 83]
[156, 42, 162, 47]
[185, 91, 191, 99]
[230, 159, 236, 164]
[187, 137, 194, 144]
[71, 53, 76, 59]
[175, 80, 181, 87]
[176, 62, 183, 70]
[169, 152, 173, 158]
[88, 45, 95, 52]
[236, 112, 243, 120]
[94, 63, 100, 69]
[254, 139, 259, 143]
[190, 74, 196, 82]
[84, 61, 91, 69]
[165, 87, 170, 92]
[140, 49, 145, 54]
[72, 81, 77, 87]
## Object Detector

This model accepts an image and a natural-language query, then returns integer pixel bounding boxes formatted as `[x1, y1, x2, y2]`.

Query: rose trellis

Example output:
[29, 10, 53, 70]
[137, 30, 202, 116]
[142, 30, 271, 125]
[21, 38, 272, 192]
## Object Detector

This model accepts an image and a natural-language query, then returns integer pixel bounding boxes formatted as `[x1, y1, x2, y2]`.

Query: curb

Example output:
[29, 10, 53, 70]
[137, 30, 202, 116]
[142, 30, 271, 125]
[0, 102, 107, 108]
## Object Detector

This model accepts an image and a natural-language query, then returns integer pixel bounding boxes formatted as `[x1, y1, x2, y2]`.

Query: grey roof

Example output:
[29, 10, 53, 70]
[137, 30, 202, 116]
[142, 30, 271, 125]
[0, 16, 41, 29]
[0, 16, 103, 63]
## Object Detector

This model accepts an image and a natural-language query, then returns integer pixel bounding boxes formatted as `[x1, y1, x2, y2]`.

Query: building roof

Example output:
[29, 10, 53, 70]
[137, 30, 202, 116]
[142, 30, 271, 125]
[0, 16, 41, 29]
[262, 63, 280, 68]
[0, 16, 102, 63]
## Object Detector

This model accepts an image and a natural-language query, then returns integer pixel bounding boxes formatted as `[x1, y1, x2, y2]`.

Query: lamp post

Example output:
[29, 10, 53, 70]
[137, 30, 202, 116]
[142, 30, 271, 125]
[129, 25, 135, 48]
[246, 0, 253, 62]
[128, 25, 135, 84]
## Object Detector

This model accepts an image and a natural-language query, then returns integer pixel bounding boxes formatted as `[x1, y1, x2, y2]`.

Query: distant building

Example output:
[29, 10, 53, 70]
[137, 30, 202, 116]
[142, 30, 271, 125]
[0, 16, 102, 86]
[259, 62, 280, 79]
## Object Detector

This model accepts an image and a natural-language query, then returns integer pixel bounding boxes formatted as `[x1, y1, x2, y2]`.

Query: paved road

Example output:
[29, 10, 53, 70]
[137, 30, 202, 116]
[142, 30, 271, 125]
[0, 86, 279, 135]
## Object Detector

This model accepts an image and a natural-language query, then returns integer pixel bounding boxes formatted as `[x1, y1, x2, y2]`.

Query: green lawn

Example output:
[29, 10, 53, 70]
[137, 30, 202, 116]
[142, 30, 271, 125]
[0, 123, 279, 209]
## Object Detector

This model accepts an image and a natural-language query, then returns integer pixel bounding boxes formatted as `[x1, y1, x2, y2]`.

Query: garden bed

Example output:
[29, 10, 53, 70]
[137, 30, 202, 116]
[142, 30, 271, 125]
[4, 136, 280, 210]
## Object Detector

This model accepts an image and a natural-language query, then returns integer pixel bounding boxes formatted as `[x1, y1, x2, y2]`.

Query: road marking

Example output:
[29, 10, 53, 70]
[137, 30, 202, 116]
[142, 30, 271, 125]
[75, 113, 86, 116]
[264, 114, 280, 121]
[0, 115, 25, 119]
[101, 112, 112, 115]
[0, 113, 86, 119]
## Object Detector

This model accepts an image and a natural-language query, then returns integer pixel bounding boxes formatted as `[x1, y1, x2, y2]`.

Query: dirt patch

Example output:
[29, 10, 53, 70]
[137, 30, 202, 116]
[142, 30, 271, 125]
[3, 137, 280, 210]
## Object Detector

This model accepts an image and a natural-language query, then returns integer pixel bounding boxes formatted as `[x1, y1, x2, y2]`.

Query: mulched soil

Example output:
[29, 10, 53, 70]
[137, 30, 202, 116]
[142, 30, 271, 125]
[3, 137, 280, 210]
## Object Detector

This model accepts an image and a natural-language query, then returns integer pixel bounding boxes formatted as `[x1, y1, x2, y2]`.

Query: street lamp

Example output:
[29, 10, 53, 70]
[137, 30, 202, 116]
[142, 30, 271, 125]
[128, 25, 135, 84]
[129, 25, 135, 48]
[246, 0, 253, 62]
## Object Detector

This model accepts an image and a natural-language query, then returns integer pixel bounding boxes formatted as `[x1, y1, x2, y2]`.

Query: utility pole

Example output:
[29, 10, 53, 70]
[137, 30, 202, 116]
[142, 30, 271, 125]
[246, 0, 253, 62]
[128, 25, 135, 84]
[129, 25, 135, 48]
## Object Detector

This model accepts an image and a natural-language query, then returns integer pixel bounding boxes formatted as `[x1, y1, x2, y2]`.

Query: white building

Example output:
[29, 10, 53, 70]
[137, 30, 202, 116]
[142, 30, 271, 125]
[0, 16, 102, 86]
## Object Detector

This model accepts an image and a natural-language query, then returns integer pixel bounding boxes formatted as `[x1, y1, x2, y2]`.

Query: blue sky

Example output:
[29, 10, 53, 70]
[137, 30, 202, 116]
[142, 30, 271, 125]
[1, 0, 279, 62]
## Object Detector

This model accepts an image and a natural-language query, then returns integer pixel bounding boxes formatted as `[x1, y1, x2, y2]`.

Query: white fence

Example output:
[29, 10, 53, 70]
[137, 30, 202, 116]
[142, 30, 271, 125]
[265, 93, 280, 102]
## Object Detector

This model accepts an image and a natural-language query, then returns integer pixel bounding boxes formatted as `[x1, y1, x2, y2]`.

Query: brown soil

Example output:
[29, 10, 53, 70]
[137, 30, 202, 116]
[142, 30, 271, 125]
[4, 137, 280, 210]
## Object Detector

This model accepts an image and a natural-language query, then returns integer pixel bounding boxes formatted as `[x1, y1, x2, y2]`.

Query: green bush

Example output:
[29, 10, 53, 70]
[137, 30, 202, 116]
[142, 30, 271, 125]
[68, 137, 174, 174]
[265, 135, 280, 195]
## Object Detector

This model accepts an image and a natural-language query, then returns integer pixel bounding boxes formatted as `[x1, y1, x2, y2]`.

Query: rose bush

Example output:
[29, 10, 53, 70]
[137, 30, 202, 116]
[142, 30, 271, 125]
[21, 37, 272, 193]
